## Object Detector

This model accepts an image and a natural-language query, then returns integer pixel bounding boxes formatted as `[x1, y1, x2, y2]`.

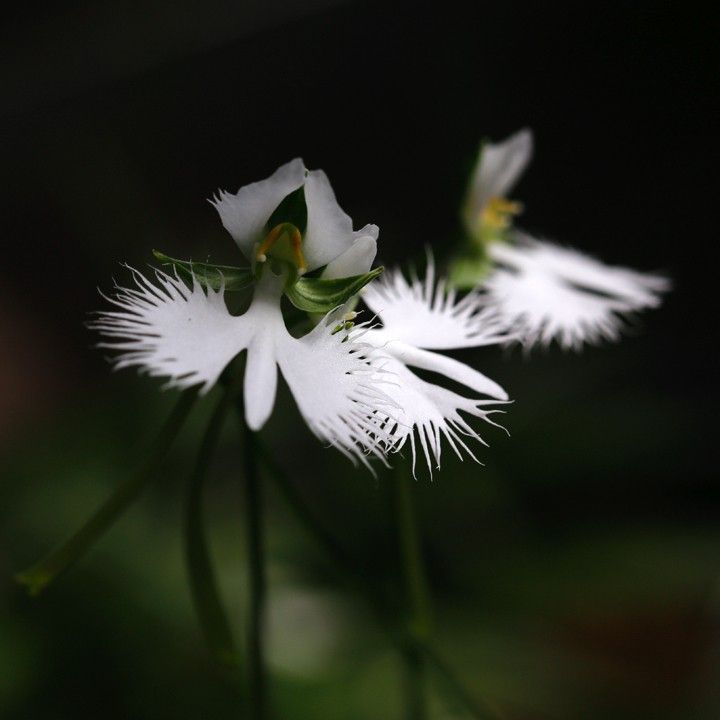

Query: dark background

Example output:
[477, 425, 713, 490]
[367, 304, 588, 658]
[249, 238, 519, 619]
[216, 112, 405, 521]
[1, 1, 717, 718]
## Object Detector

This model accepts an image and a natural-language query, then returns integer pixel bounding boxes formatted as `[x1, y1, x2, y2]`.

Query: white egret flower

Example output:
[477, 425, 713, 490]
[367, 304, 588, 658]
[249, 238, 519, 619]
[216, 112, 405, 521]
[92, 159, 394, 467]
[459, 129, 669, 349]
[360, 255, 512, 474]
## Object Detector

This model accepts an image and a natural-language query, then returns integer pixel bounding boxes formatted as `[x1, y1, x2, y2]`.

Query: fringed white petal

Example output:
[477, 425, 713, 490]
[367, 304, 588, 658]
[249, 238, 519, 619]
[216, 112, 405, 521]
[91, 267, 253, 394]
[361, 253, 512, 350]
[367, 354, 509, 477]
[463, 128, 533, 233]
[277, 318, 397, 471]
[485, 237, 670, 350]
[211, 158, 306, 261]
[92, 269, 396, 466]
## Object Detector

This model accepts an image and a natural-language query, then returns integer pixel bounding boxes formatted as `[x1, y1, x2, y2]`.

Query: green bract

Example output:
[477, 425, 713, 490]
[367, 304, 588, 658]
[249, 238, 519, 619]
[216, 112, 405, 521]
[286, 266, 384, 313]
[153, 250, 254, 292]
[153, 249, 383, 314]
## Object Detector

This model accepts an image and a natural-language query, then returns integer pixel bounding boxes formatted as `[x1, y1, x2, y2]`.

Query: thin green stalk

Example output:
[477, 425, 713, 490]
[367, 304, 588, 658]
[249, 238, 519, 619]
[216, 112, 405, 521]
[184, 379, 241, 675]
[394, 459, 432, 720]
[255, 443, 500, 720]
[16, 389, 199, 596]
[419, 642, 502, 720]
[238, 409, 267, 720]
[395, 464, 432, 639]
[255, 441, 362, 578]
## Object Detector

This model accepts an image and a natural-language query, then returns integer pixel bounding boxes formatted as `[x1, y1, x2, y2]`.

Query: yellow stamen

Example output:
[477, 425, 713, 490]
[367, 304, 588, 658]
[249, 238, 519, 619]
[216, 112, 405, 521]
[289, 225, 307, 276]
[255, 222, 308, 275]
[255, 223, 285, 262]
[480, 196, 524, 231]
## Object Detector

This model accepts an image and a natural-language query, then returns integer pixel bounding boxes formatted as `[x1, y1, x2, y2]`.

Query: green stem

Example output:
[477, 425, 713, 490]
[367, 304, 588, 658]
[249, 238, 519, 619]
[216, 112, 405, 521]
[184, 380, 240, 674]
[394, 460, 432, 720]
[239, 410, 267, 720]
[255, 443, 499, 720]
[255, 441, 361, 577]
[16, 389, 198, 596]
[419, 642, 501, 720]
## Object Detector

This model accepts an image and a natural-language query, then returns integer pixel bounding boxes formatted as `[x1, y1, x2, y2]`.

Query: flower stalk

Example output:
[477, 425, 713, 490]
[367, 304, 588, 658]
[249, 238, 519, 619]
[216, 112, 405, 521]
[184, 370, 243, 676]
[394, 459, 433, 720]
[16, 388, 199, 595]
[238, 404, 267, 720]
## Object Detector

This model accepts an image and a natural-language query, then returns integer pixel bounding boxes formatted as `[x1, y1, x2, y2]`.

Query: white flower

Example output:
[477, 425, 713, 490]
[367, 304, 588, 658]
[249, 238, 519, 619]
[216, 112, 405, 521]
[462, 129, 669, 349]
[92, 160, 395, 467]
[360, 255, 511, 475]
[485, 234, 670, 350]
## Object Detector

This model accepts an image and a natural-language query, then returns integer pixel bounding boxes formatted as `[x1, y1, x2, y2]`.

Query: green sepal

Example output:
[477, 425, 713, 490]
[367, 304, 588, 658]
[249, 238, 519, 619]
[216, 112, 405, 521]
[153, 250, 253, 292]
[285, 266, 384, 313]
[266, 185, 308, 235]
[447, 253, 492, 290]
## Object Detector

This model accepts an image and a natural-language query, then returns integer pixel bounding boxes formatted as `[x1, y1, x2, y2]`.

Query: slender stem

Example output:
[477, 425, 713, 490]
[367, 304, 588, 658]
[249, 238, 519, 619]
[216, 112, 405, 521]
[239, 410, 266, 720]
[256, 443, 500, 720]
[16, 389, 199, 595]
[255, 440, 360, 576]
[395, 466, 432, 638]
[184, 380, 240, 674]
[419, 642, 502, 720]
[394, 459, 432, 720]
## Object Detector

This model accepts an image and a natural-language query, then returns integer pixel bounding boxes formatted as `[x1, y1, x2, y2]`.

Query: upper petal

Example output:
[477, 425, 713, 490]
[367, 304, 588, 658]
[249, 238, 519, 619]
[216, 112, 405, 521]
[321, 233, 378, 279]
[463, 128, 533, 234]
[302, 169, 358, 270]
[211, 158, 306, 260]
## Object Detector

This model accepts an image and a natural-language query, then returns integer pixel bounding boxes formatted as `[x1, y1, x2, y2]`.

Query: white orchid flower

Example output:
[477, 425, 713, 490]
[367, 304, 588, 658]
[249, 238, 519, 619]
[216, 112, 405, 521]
[359, 255, 512, 475]
[92, 159, 395, 467]
[458, 129, 669, 349]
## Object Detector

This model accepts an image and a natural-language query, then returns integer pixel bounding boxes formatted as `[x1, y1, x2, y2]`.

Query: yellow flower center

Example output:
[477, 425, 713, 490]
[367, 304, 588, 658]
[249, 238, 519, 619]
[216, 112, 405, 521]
[479, 196, 524, 232]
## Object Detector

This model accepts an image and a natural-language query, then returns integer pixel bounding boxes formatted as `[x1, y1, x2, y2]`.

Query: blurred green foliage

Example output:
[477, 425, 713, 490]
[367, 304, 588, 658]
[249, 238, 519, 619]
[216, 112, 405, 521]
[1, 1, 717, 718]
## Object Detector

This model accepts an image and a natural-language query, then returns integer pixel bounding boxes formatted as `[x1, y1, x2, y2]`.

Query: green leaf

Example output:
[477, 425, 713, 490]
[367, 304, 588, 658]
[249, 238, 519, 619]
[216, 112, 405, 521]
[153, 250, 253, 292]
[285, 266, 384, 313]
[15, 390, 199, 596]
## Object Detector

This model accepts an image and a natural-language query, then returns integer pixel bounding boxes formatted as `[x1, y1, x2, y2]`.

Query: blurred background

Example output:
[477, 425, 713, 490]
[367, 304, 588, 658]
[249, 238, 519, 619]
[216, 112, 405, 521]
[1, 1, 717, 718]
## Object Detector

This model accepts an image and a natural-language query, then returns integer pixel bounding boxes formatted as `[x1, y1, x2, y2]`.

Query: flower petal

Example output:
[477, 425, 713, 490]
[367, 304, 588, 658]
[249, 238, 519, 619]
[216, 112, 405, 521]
[211, 158, 306, 261]
[91, 267, 253, 394]
[485, 237, 670, 350]
[463, 128, 533, 233]
[321, 233, 378, 280]
[276, 317, 397, 470]
[361, 254, 511, 350]
[368, 354, 508, 476]
[302, 169, 358, 270]
[373, 337, 508, 401]
[92, 269, 396, 460]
